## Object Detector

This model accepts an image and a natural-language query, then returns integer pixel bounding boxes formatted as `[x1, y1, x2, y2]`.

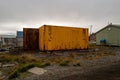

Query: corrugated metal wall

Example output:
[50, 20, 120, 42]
[39, 25, 88, 51]
[23, 28, 39, 50]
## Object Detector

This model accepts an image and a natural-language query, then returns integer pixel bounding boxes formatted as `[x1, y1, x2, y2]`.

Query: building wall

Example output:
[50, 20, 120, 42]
[96, 26, 120, 46]
[4, 38, 16, 46]
[17, 31, 23, 38]
[16, 31, 23, 47]
[16, 38, 23, 47]
[0, 35, 16, 47]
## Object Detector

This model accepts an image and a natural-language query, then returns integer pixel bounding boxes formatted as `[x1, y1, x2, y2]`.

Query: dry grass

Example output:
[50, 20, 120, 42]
[0, 53, 51, 80]
[0, 53, 37, 64]
[39, 54, 81, 66]
[0, 46, 117, 80]
[85, 52, 116, 60]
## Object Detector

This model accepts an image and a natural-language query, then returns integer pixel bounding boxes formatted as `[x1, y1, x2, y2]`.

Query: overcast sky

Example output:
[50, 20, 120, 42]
[0, 0, 120, 35]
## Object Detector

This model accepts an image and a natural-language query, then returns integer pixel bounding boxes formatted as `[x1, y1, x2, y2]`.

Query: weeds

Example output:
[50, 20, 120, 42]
[8, 66, 19, 79]
[0, 53, 37, 64]
[0, 53, 51, 80]
[59, 60, 70, 66]
[8, 62, 51, 80]
[85, 51, 116, 60]
[73, 63, 81, 66]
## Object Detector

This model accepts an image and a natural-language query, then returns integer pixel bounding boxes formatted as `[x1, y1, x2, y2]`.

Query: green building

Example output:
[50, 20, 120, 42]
[96, 24, 120, 46]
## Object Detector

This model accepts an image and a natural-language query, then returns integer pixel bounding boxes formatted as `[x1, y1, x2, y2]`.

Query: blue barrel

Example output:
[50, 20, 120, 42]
[100, 39, 106, 44]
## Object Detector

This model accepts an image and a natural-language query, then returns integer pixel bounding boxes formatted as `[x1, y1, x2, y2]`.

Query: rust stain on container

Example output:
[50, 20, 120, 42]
[39, 25, 88, 51]
[23, 28, 39, 50]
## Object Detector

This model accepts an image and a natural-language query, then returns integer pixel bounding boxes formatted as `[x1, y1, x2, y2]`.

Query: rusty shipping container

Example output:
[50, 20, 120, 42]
[23, 28, 39, 50]
[39, 25, 88, 51]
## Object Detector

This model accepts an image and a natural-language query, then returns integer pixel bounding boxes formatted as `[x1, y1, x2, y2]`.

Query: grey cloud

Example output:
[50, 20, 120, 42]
[0, 0, 120, 34]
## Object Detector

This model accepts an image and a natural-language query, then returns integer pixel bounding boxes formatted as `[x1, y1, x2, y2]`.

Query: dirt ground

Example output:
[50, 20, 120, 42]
[21, 46, 120, 80]
[0, 46, 120, 80]
[60, 62, 120, 80]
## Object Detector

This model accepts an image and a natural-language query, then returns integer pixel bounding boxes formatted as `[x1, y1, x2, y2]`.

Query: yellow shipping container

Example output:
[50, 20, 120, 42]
[39, 25, 88, 51]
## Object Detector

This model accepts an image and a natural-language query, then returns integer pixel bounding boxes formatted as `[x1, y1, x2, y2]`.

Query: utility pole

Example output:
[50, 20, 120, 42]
[90, 25, 93, 35]
[0, 37, 2, 49]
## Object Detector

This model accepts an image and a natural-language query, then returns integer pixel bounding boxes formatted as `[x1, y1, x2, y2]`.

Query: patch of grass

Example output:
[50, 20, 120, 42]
[0, 54, 14, 63]
[8, 66, 19, 79]
[68, 54, 75, 58]
[59, 60, 70, 66]
[85, 51, 116, 60]
[0, 53, 51, 80]
[89, 44, 98, 48]
[18, 63, 35, 73]
[73, 63, 81, 66]
[40, 62, 51, 68]
[0, 53, 37, 64]
[15, 54, 37, 64]
[8, 62, 51, 80]
[72, 60, 81, 66]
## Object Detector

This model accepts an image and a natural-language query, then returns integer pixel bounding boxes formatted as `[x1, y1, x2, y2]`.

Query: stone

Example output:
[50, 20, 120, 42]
[0, 71, 2, 76]
[0, 63, 2, 68]
[2, 63, 15, 67]
[28, 67, 47, 75]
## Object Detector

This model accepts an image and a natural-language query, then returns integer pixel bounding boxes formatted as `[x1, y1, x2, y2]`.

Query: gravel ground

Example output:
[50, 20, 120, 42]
[60, 62, 120, 80]
[21, 46, 120, 80]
